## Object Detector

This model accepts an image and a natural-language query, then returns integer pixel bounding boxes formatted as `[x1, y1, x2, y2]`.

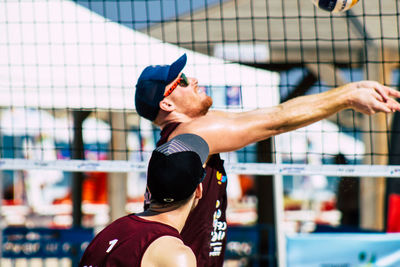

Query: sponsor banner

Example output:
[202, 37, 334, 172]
[287, 233, 400, 267]
[2, 227, 93, 258]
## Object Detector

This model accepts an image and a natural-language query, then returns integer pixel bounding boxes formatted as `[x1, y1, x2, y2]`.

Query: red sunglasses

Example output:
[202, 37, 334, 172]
[164, 73, 189, 97]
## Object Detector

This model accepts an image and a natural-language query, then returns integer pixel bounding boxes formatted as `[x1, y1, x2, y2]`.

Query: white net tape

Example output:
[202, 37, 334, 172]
[1, 159, 400, 177]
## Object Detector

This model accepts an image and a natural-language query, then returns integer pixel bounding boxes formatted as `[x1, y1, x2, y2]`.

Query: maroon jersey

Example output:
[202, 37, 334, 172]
[79, 214, 182, 267]
[144, 122, 228, 267]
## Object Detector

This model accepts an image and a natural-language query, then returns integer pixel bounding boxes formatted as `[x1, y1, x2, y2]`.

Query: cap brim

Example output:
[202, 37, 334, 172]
[167, 54, 187, 83]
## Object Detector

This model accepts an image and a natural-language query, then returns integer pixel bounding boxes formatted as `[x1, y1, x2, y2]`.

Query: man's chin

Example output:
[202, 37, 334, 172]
[207, 97, 213, 107]
[200, 97, 213, 115]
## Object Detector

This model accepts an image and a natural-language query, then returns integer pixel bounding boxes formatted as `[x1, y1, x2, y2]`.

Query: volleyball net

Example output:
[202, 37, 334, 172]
[1, 0, 400, 176]
[4, 1, 400, 266]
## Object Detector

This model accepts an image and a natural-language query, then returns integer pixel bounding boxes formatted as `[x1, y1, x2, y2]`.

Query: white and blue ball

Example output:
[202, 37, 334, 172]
[312, 0, 359, 12]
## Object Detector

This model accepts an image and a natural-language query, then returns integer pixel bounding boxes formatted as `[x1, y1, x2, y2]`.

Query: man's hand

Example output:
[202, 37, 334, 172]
[345, 81, 400, 115]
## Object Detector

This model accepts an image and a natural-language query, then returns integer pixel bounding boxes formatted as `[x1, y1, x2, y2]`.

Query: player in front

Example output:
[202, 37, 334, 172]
[79, 134, 210, 267]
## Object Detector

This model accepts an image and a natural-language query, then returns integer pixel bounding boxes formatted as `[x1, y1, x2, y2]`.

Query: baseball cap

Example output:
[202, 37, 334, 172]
[135, 54, 187, 121]
[147, 133, 209, 204]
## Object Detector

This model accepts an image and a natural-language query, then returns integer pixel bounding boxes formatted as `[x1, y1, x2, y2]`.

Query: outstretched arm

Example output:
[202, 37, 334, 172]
[173, 81, 400, 154]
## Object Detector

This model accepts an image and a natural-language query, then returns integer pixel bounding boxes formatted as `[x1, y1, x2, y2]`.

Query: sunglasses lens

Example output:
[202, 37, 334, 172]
[179, 73, 189, 87]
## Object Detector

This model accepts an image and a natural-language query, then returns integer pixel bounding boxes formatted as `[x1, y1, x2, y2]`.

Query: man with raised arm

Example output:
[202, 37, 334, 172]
[79, 133, 210, 267]
[135, 54, 400, 266]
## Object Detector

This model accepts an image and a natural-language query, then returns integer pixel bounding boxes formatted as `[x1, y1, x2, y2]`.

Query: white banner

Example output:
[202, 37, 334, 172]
[287, 233, 400, 267]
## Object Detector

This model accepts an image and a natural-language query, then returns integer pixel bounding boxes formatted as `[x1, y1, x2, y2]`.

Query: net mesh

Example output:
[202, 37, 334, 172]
[3, 2, 400, 265]
[1, 0, 400, 175]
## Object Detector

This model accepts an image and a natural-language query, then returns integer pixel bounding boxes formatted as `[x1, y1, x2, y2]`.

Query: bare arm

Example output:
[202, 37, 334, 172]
[141, 236, 196, 267]
[173, 81, 400, 154]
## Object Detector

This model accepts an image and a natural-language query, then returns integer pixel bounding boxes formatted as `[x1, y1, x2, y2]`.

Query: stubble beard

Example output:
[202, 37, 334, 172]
[187, 95, 213, 118]
[200, 96, 213, 115]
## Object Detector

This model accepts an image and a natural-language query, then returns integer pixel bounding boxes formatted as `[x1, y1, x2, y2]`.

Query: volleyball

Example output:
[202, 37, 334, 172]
[312, 0, 360, 12]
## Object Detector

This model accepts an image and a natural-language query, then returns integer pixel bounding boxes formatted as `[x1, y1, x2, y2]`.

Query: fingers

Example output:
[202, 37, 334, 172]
[387, 98, 400, 112]
[385, 85, 400, 98]
[371, 97, 400, 113]
[373, 83, 400, 100]
[369, 86, 398, 113]
[373, 83, 390, 102]
[375, 84, 400, 112]
[351, 81, 400, 114]
[371, 90, 384, 102]
[371, 90, 400, 113]
[375, 102, 392, 113]
[369, 81, 400, 104]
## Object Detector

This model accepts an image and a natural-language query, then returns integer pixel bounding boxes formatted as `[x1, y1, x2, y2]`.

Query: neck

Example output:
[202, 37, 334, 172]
[137, 201, 193, 233]
[155, 111, 193, 129]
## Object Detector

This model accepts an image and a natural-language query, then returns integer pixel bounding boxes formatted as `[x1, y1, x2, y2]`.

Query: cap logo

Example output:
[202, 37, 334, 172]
[163, 198, 174, 202]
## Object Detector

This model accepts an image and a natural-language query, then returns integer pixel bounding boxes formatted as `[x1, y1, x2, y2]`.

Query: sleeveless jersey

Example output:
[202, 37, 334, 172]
[79, 214, 182, 267]
[144, 122, 228, 267]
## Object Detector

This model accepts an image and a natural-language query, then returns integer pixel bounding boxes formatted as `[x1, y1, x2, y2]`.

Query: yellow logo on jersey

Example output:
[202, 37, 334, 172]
[216, 171, 227, 185]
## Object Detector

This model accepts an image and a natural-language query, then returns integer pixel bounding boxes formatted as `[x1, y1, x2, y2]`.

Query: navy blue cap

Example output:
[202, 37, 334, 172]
[135, 54, 187, 121]
[147, 134, 209, 204]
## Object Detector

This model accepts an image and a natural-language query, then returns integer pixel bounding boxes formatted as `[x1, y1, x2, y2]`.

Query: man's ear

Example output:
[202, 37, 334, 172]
[195, 183, 203, 200]
[159, 98, 175, 112]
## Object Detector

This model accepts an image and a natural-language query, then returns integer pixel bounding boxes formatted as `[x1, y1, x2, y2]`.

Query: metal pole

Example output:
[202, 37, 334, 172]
[108, 112, 128, 222]
[273, 171, 286, 267]
[256, 139, 279, 266]
[347, 9, 390, 231]
[72, 111, 90, 227]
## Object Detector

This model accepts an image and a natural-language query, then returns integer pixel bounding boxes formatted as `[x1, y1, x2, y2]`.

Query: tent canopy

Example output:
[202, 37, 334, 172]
[0, 0, 280, 110]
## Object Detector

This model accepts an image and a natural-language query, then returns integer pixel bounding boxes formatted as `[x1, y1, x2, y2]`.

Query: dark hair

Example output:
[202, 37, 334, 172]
[148, 192, 195, 212]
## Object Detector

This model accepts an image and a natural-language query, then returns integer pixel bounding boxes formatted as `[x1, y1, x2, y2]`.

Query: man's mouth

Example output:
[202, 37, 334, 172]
[197, 86, 206, 94]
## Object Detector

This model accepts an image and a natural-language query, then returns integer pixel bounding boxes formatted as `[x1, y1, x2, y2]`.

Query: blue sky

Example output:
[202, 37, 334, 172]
[75, 0, 225, 30]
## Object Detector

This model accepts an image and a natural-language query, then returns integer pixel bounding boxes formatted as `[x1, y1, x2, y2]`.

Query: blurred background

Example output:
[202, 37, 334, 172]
[2, 0, 400, 266]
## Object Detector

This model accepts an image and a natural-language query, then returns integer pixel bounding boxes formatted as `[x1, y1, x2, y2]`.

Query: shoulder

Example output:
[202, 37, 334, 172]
[173, 111, 236, 135]
[141, 235, 196, 267]
[171, 110, 242, 153]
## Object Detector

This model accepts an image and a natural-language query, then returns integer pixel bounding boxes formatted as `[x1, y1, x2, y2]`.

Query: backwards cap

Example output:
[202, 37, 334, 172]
[147, 133, 209, 203]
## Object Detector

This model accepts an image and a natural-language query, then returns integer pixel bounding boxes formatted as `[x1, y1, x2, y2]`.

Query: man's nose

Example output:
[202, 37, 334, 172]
[189, 77, 198, 85]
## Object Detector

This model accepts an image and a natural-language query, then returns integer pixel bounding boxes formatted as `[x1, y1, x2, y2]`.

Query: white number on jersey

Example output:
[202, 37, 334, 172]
[106, 239, 118, 253]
